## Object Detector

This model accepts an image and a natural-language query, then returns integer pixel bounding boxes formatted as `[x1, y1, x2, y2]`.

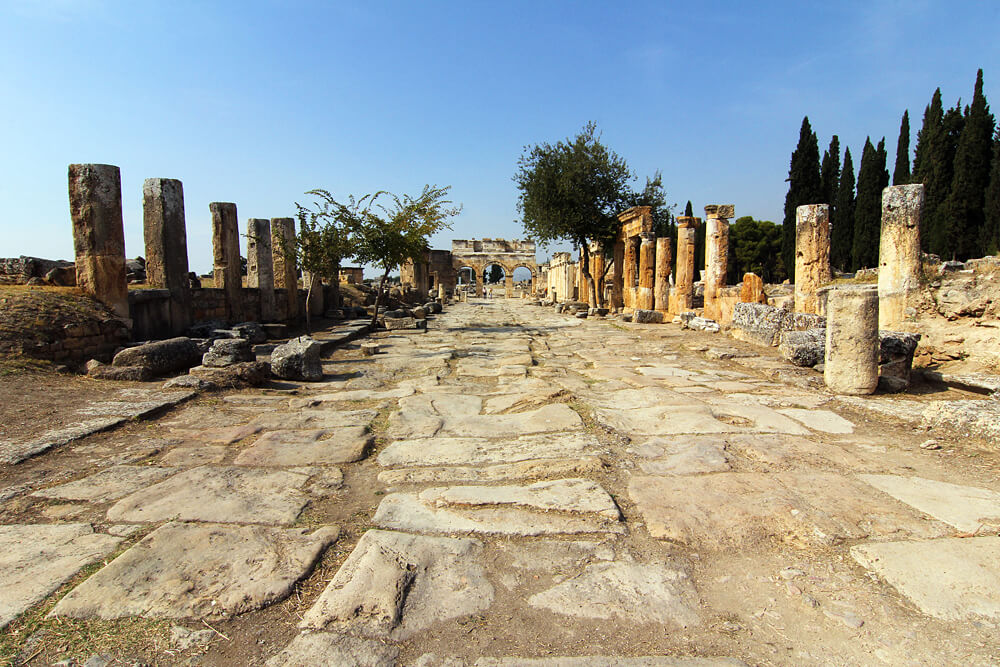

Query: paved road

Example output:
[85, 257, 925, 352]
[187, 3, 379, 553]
[3, 298, 999, 665]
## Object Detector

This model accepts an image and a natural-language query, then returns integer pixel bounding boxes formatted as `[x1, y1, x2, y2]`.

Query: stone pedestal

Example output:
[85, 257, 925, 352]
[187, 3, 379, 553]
[247, 218, 277, 322]
[654, 237, 672, 313]
[68, 164, 129, 320]
[704, 206, 732, 321]
[794, 204, 832, 315]
[438, 283, 446, 303]
[824, 285, 879, 395]
[271, 217, 299, 321]
[637, 233, 655, 311]
[209, 202, 244, 324]
[740, 273, 767, 304]
[878, 184, 924, 329]
[675, 217, 698, 313]
[143, 178, 191, 334]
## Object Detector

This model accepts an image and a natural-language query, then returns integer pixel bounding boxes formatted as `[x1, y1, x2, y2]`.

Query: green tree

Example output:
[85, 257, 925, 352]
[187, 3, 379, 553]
[486, 265, 504, 284]
[625, 171, 675, 279]
[514, 122, 633, 307]
[684, 200, 693, 217]
[982, 131, 1000, 253]
[852, 137, 886, 269]
[821, 135, 841, 207]
[943, 69, 996, 259]
[782, 117, 823, 281]
[912, 89, 945, 250]
[894, 110, 911, 185]
[727, 216, 784, 283]
[832, 147, 856, 271]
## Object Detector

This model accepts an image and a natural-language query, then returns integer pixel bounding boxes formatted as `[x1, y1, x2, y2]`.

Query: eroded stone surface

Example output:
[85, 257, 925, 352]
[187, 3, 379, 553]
[32, 466, 179, 503]
[635, 438, 730, 475]
[234, 427, 372, 466]
[597, 403, 810, 437]
[378, 457, 604, 484]
[51, 522, 338, 620]
[378, 433, 600, 467]
[860, 474, 1000, 532]
[266, 632, 399, 667]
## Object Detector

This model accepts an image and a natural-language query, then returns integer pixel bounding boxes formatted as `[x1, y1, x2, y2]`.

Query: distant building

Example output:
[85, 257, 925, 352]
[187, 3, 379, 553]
[339, 266, 363, 284]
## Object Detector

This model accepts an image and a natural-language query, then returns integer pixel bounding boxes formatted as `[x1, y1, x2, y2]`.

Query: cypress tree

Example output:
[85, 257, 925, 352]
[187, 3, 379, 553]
[832, 147, 856, 271]
[853, 138, 885, 269]
[821, 135, 841, 206]
[943, 69, 996, 259]
[929, 102, 967, 257]
[684, 200, 693, 217]
[982, 132, 1000, 254]
[782, 117, 823, 281]
[893, 110, 911, 185]
[912, 89, 944, 251]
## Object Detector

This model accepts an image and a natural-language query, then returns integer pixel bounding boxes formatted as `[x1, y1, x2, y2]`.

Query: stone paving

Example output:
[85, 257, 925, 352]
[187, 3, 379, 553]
[3, 298, 1000, 664]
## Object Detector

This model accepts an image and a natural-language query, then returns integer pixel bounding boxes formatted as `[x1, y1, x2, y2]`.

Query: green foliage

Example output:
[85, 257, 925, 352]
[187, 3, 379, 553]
[486, 264, 504, 283]
[782, 117, 823, 282]
[627, 171, 674, 237]
[832, 147, 856, 271]
[821, 135, 840, 208]
[893, 110, 911, 185]
[727, 216, 784, 283]
[982, 131, 1000, 254]
[684, 200, 693, 217]
[852, 137, 886, 269]
[292, 189, 356, 283]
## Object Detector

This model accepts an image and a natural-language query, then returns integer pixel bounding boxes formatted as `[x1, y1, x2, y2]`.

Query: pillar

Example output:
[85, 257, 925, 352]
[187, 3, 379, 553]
[794, 204, 832, 315]
[740, 273, 766, 304]
[675, 217, 697, 312]
[143, 178, 191, 334]
[637, 232, 655, 310]
[878, 184, 924, 329]
[623, 236, 639, 309]
[438, 283, 446, 303]
[654, 237, 672, 313]
[247, 218, 277, 322]
[210, 202, 244, 324]
[611, 241, 625, 311]
[271, 217, 299, 321]
[68, 164, 129, 320]
[824, 285, 879, 395]
[591, 248, 606, 307]
[703, 205, 732, 321]
[505, 273, 514, 298]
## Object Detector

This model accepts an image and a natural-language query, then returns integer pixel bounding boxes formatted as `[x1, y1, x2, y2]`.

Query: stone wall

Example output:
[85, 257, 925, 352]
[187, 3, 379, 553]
[4, 319, 129, 366]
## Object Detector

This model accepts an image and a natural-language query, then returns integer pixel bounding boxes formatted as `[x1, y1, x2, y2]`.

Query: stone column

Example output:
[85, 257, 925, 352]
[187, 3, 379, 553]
[637, 232, 655, 310]
[143, 178, 191, 334]
[68, 164, 129, 320]
[825, 285, 879, 395]
[210, 202, 244, 324]
[505, 273, 514, 298]
[703, 205, 733, 321]
[740, 273, 767, 304]
[654, 237, 672, 313]
[271, 217, 299, 321]
[591, 248, 605, 307]
[878, 184, 924, 329]
[438, 283, 446, 303]
[623, 236, 639, 309]
[612, 241, 625, 311]
[794, 204, 832, 315]
[247, 218, 277, 322]
[675, 217, 697, 312]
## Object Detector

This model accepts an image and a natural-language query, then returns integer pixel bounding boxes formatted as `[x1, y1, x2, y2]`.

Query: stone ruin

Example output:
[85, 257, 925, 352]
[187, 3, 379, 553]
[402, 238, 539, 299]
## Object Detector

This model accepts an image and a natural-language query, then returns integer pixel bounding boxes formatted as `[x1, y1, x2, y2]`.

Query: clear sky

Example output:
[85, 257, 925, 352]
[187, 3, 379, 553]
[1, 0, 997, 274]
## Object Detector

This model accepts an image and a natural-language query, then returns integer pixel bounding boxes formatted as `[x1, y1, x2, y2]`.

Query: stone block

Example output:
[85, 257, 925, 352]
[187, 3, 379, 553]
[202, 338, 255, 368]
[633, 309, 664, 324]
[189, 361, 271, 388]
[778, 328, 825, 367]
[270, 336, 323, 381]
[112, 337, 202, 376]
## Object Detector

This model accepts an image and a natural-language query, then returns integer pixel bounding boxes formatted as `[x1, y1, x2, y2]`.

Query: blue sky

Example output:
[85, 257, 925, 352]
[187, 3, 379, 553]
[1, 0, 997, 274]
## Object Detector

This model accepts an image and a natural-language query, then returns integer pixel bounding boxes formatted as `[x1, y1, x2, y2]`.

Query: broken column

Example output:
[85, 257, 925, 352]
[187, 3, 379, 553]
[247, 218, 277, 322]
[68, 164, 129, 320]
[271, 217, 299, 321]
[794, 204, 832, 315]
[824, 285, 879, 395]
[703, 205, 733, 321]
[636, 232, 656, 311]
[878, 184, 924, 329]
[654, 237, 672, 313]
[209, 202, 244, 324]
[623, 236, 639, 309]
[142, 178, 191, 334]
[674, 216, 697, 312]
[740, 272, 767, 304]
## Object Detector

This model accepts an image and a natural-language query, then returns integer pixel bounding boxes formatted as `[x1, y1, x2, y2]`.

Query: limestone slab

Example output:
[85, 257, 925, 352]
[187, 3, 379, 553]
[32, 465, 179, 503]
[288, 385, 415, 407]
[378, 457, 604, 484]
[528, 561, 700, 627]
[635, 438, 730, 475]
[596, 403, 810, 437]
[420, 479, 619, 519]
[266, 632, 399, 667]
[629, 472, 951, 549]
[0, 417, 128, 465]
[106, 466, 311, 525]
[300, 529, 492, 640]
[378, 433, 600, 467]
[159, 445, 227, 466]
[51, 522, 338, 620]
[851, 537, 1000, 621]
[0, 524, 121, 629]
[441, 403, 582, 437]
[776, 408, 855, 434]
[234, 427, 372, 466]
[860, 474, 1000, 532]
[427, 658, 745, 667]
[251, 409, 377, 430]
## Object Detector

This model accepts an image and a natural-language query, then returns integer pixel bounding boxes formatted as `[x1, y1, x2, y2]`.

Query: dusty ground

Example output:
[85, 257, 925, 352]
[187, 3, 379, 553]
[1, 299, 999, 666]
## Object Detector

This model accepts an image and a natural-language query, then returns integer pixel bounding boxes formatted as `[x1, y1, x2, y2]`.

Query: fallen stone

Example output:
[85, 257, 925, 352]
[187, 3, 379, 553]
[384, 316, 418, 330]
[266, 632, 399, 667]
[0, 524, 121, 629]
[361, 342, 379, 356]
[271, 336, 323, 381]
[50, 522, 338, 620]
[106, 466, 311, 525]
[86, 362, 153, 382]
[851, 537, 1000, 621]
[300, 529, 493, 640]
[202, 338, 255, 367]
[112, 337, 202, 375]
[162, 374, 216, 390]
[778, 328, 825, 367]
[633, 309, 664, 324]
[859, 474, 1000, 533]
[189, 361, 271, 388]
[234, 427, 372, 466]
[32, 465, 179, 503]
[528, 561, 700, 627]
[232, 321, 267, 344]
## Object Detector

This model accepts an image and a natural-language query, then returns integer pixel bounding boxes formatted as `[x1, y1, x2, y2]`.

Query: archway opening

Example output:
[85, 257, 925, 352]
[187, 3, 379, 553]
[483, 264, 506, 285]
[457, 266, 476, 285]
[512, 266, 533, 285]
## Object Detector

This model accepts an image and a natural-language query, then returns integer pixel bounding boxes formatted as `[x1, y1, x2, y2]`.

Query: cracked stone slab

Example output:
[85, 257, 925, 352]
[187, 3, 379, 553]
[378, 433, 600, 468]
[75, 391, 196, 419]
[527, 561, 700, 627]
[32, 466, 180, 503]
[417, 658, 746, 667]
[159, 445, 227, 466]
[629, 472, 952, 549]
[585, 388, 703, 410]
[634, 437, 730, 475]
[374, 480, 624, 536]
[851, 537, 1000, 621]
[51, 522, 338, 621]
[0, 417, 128, 465]
[860, 474, 1000, 533]
[776, 408, 855, 434]
[170, 423, 263, 444]
[378, 457, 604, 485]
[596, 403, 810, 437]
[289, 385, 416, 407]
[300, 529, 492, 640]
[0, 524, 122, 629]
[106, 466, 311, 525]
[266, 632, 399, 667]
[234, 427, 372, 466]
[250, 409, 377, 430]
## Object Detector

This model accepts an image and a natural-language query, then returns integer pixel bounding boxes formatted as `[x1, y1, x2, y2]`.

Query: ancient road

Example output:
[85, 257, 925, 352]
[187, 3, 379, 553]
[2, 298, 999, 665]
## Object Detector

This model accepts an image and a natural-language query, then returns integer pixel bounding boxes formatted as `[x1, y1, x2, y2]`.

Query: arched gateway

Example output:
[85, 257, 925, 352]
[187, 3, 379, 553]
[401, 238, 538, 298]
